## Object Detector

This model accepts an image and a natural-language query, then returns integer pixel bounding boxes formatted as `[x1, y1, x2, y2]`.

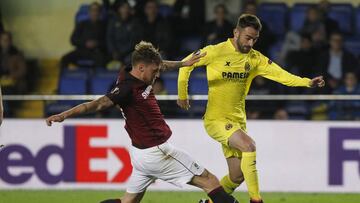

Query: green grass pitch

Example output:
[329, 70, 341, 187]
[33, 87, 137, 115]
[0, 190, 359, 203]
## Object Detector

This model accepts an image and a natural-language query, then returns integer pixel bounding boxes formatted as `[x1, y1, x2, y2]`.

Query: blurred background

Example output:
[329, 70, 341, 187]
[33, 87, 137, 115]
[0, 0, 359, 202]
[1, 0, 360, 120]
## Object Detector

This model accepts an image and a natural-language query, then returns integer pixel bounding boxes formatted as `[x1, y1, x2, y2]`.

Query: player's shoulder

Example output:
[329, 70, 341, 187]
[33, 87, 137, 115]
[249, 49, 270, 63]
[203, 40, 232, 56]
[248, 49, 264, 59]
[214, 40, 232, 50]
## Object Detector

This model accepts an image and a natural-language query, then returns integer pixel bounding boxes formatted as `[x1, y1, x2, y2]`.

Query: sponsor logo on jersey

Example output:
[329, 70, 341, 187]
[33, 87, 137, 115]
[222, 72, 249, 80]
[141, 85, 153, 99]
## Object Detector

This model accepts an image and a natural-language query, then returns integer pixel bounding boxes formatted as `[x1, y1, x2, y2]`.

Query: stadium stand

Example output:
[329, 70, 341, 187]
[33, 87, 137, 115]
[30, 2, 360, 119]
[161, 71, 178, 95]
[356, 6, 360, 36]
[89, 69, 117, 94]
[257, 3, 288, 37]
[290, 3, 315, 32]
[328, 3, 354, 34]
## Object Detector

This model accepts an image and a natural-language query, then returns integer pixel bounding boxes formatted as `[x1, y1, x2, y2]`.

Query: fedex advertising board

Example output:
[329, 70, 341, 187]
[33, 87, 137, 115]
[0, 119, 359, 192]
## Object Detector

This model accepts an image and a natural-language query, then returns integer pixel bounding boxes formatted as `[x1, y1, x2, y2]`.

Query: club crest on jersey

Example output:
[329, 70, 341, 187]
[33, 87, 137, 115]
[141, 85, 153, 99]
[245, 62, 251, 72]
[225, 123, 233, 130]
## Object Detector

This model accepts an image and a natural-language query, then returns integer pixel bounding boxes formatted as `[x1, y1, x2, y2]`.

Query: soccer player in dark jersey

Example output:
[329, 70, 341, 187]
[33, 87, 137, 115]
[46, 41, 241, 203]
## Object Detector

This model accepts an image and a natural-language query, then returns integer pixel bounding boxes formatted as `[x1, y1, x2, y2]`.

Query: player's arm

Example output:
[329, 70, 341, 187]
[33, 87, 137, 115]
[256, 53, 325, 88]
[46, 96, 114, 126]
[0, 86, 3, 126]
[162, 51, 206, 71]
[177, 47, 214, 110]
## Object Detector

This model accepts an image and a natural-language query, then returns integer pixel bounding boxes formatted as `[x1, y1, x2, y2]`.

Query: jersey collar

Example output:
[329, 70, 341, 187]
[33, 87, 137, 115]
[226, 38, 237, 52]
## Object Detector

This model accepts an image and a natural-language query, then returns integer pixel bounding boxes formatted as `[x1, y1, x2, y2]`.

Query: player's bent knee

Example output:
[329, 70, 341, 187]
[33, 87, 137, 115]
[229, 173, 244, 184]
[202, 171, 221, 191]
[191, 169, 221, 193]
[207, 172, 221, 188]
[248, 142, 256, 152]
[242, 140, 256, 152]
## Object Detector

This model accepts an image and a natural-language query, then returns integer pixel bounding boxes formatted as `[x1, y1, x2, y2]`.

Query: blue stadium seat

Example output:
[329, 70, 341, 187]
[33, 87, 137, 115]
[162, 71, 178, 94]
[90, 74, 117, 94]
[290, 3, 315, 32]
[75, 4, 90, 23]
[191, 67, 206, 76]
[356, 7, 360, 36]
[75, 4, 107, 23]
[268, 40, 283, 62]
[344, 38, 360, 57]
[328, 4, 354, 34]
[158, 4, 173, 18]
[46, 75, 88, 116]
[59, 76, 87, 95]
[180, 36, 203, 53]
[61, 68, 91, 78]
[258, 3, 288, 37]
[77, 59, 95, 67]
[189, 77, 208, 95]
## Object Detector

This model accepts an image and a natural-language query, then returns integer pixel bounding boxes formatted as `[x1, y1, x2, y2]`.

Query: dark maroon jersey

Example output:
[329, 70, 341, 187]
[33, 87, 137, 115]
[106, 72, 172, 149]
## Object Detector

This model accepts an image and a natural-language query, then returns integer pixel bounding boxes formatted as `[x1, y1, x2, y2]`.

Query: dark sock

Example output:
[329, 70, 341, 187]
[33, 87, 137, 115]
[250, 200, 263, 203]
[99, 199, 121, 203]
[208, 186, 239, 203]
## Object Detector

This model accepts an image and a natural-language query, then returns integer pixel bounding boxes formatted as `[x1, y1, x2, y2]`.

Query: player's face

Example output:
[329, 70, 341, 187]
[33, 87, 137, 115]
[143, 63, 161, 85]
[234, 27, 259, 53]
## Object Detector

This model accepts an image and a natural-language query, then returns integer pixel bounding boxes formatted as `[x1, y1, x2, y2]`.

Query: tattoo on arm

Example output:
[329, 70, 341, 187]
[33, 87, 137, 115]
[162, 60, 183, 71]
[62, 96, 114, 118]
[94, 96, 114, 111]
[81, 103, 88, 112]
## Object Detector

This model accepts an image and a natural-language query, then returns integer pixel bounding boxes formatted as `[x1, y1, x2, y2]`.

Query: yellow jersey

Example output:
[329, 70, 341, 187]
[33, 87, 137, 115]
[178, 39, 311, 123]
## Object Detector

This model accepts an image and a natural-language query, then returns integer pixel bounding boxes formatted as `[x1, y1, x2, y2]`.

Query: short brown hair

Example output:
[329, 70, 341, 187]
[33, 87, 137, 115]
[237, 14, 262, 31]
[131, 41, 162, 66]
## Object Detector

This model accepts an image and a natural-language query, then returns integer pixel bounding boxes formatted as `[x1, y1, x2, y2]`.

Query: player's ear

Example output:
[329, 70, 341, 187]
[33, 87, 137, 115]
[138, 64, 145, 72]
[233, 28, 239, 38]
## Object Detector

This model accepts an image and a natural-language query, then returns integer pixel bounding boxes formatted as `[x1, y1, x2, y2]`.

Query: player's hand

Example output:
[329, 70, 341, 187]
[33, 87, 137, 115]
[182, 51, 207, 67]
[310, 76, 325, 88]
[177, 99, 190, 110]
[46, 114, 65, 126]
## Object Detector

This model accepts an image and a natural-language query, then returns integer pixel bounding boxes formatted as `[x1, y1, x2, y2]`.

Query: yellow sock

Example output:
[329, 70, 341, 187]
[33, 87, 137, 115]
[241, 152, 261, 200]
[220, 174, 240, 194]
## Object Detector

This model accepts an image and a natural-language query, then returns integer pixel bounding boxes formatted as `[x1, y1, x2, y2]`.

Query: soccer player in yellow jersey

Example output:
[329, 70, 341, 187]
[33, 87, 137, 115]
[177, 14, 325, 203]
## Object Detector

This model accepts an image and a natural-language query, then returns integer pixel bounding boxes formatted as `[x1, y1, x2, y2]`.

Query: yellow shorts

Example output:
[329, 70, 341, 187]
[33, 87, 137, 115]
[204, 119, 246, 158]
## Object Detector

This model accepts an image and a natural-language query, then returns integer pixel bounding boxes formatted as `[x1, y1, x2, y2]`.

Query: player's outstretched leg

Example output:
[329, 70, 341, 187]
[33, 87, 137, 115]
[189, 169, 240, 203]
[229, 130, 262, 202]
[220, 157, 245, 194]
